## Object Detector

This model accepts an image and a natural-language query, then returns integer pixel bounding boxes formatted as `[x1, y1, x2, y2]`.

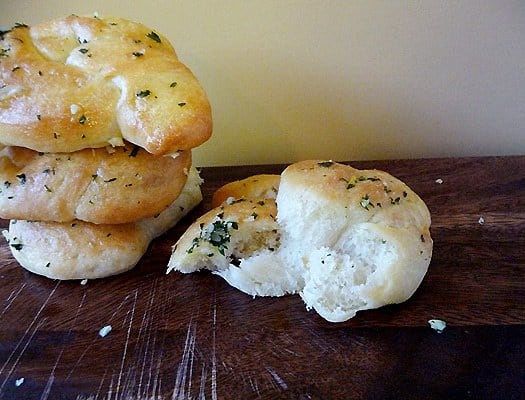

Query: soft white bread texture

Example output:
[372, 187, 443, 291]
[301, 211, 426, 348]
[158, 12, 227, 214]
[168, 160, 432, 322]
[3, 167, 202, 280]
[0, 15, 212, 155]
[168, 197, 302, 296]
[0, 144, 192, 224]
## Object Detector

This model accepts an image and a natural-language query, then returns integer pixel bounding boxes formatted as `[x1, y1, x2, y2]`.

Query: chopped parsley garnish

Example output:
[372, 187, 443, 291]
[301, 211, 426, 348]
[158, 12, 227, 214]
[358, 176, 381, 182]
[146, 31, 161, 43]
[318, 161, 334, 168]
[11, 242, 23, 251]
[170, 82, 178, 88]
[132, 51, 144, 57]
[44, 185, 52, 192]
[78, 48, 89, 54]
[16, 174, 26, 184]
[187, 218, 239, 256]
[178, 102, 186, 107]
[104, 178, 117, 183]
[136, 90, 151, 98]
[390, 197, 400, 205]
[0, 48, 10, 58]
[79, 115, 86, 124]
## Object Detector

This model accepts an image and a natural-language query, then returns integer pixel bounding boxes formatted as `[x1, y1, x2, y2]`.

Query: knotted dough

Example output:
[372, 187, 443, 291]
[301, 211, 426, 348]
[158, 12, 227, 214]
[0, 15, 212, 155]
[0, 143, 192, 224]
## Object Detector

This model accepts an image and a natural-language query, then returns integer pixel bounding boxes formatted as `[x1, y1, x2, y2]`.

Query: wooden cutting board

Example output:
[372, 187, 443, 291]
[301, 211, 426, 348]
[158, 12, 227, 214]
[0, 156, 523, 400]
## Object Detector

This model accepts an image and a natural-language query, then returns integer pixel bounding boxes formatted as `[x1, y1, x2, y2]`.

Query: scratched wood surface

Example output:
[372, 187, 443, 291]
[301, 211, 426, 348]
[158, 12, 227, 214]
[0, 156, 523, 400]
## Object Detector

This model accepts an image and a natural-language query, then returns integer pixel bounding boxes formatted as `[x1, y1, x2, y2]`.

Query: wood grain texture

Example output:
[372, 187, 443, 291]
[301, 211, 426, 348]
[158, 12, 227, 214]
[0, 156, 523, 399]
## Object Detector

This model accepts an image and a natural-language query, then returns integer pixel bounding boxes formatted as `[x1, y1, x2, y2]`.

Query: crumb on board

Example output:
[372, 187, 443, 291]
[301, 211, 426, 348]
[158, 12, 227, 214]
[428, 319, 447, 333]
[98, 325, 112, 337]
[15, 378, 24, 387]
[435, 178, 443, 184]
[80, 279, 88, 285]
[478, 216, 485, 225]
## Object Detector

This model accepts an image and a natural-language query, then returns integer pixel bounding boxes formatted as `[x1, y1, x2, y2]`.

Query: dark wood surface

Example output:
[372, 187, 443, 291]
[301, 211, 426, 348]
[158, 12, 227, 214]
[0, 156, 523, 400]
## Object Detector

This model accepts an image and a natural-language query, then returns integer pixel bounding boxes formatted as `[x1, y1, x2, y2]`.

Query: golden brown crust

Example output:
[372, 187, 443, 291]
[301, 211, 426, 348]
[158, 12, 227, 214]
[0, 16, 212, 155]
[5, 219, 150, 279]
[3, 166, 203, 280]
[0, 143, 192, 224]
[211, 174, 280, 207]
[280, 160, 431, 232]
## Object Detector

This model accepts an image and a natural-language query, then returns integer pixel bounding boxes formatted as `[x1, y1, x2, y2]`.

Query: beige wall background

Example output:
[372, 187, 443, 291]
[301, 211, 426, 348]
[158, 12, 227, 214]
[2, 1, 524, 166]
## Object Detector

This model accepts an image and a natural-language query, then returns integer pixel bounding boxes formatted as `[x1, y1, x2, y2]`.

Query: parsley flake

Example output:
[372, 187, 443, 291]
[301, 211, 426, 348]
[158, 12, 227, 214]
[136, 90, 151, 98]
[390, 197, 401, 205]
[11, 242, 23, 251]
[16, 174, 26, 184]
[146, 31, 161, 43]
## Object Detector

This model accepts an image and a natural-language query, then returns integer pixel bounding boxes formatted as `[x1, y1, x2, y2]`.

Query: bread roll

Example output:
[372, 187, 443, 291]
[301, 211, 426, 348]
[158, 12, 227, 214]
[0, 144, 191, 224]
[0, 15, 212, 155]
[168, 160, 433, 322]
[3, 167, 202, 280]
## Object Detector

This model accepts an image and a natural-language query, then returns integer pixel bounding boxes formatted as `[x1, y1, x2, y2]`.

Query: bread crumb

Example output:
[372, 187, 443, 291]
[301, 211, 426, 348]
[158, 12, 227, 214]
[15, 378, 24, 387]
[98, 325, 112, 337]
[478, 216, 485, 225]
[435, 178, 443, 184]
[428, 319, 446, 333]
